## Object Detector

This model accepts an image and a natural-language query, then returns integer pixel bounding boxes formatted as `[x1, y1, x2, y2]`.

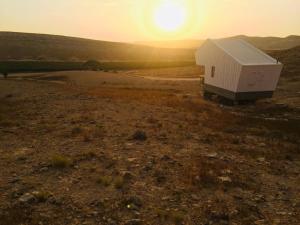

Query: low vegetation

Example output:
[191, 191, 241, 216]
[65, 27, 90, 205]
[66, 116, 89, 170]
[156, 209, 185, 224]
[50, 155, 72, 169]
[96, 175, 113, 187]
[0, 60, 195, 74]
[269, 46, 300, 77]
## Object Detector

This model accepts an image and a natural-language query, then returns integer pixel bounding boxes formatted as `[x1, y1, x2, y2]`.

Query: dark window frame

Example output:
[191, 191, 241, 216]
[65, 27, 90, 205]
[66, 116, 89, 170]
[211, 66, 215, 78]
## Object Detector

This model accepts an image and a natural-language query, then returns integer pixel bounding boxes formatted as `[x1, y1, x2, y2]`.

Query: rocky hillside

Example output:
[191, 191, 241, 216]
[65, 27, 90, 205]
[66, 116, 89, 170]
[269, 46, 300, 77]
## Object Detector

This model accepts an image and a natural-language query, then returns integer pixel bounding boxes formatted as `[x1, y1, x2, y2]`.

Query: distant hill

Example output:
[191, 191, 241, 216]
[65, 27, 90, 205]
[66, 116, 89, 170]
[136, 40, 204, 49]
[0, 32, 195, 61]
[1, 32, 299, 64]
[137, 35, 300, 50]
[269, 46, 300, 77]
[237, 35, 300, 51]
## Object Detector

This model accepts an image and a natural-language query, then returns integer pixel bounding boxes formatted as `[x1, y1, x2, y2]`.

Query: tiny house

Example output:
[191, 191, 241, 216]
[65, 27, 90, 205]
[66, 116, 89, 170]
[195, 38, 283, 102]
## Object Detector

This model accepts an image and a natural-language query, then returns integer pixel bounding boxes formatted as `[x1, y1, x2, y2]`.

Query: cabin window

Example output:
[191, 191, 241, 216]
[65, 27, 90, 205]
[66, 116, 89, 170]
[211, 66, 215, 78]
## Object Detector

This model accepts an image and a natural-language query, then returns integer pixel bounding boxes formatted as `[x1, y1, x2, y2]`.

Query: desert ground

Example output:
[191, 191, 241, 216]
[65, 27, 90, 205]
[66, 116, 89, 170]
[0, 66, 299, 225]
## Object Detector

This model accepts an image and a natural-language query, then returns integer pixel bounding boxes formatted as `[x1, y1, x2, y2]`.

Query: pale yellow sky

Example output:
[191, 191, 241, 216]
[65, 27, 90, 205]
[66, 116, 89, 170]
[0, 0, 299, 42]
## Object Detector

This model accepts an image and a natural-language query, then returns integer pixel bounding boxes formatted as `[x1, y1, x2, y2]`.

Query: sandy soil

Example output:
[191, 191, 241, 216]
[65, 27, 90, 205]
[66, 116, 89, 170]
[0, 69, 299, 225]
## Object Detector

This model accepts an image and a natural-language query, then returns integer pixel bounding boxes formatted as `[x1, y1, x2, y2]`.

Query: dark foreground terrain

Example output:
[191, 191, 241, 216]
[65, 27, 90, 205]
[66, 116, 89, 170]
[0, 66, 299, 225]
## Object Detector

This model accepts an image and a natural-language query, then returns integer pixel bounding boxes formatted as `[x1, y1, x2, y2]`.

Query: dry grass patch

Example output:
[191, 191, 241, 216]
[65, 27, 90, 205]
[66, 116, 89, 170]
[88, 87, 177, 103]
[96, 175, 112, 187]
[32, 190, 51, 203]
[96, 175, 126, 189]
[114, 176, 125, 189]
[50, 155, 72, 169]
[71, 126, 83, 136]
[181, 154, 254, 190]
[156, 209, 185, 224]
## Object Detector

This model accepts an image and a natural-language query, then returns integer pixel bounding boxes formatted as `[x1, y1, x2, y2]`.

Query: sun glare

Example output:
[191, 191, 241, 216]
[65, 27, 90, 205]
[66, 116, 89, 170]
[153, 1, 187, 32]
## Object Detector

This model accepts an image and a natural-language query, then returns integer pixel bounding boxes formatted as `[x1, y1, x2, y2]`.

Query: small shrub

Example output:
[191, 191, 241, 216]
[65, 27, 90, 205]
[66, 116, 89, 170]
[114, 176, 125, 189]
[93, 124, 104, 137]
[132, 130, 147, 141]
[156, 209, 169, 221]
[2, 72, 8, 78]
[170, 211, 185, 225]
[231, 137, 240, 145]
[83, 133, 92, 142]
[86, 150, 97, 158]
[156, 209, 185, 224]
[71, 127, 83, 136]
[154, 170, 167, 184]
[51, 155, 72, 169]
[97, 176, 112, 187]
[83, 60, 101, 71]
[32, 191, 51, 202]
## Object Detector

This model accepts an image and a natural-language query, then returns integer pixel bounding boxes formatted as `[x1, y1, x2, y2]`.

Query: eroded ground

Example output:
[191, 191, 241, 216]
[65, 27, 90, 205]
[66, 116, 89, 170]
[0, 69, 299, 225]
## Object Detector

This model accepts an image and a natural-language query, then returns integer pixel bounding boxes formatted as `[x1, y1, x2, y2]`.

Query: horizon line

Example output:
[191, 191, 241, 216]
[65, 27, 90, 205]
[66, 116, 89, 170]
[1, 30, 299, 44]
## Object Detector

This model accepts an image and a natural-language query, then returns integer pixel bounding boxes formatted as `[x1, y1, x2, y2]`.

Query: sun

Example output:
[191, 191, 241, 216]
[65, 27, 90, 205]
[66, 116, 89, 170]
[153, 1, 187, 32]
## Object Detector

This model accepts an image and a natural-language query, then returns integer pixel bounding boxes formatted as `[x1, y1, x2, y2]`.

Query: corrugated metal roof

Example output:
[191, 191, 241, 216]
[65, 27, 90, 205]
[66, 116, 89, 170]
[211, 38, 279, 65]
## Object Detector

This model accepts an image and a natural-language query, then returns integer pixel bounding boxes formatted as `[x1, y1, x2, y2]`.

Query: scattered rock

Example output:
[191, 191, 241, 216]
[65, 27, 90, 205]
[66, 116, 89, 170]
[40, 166, 49, 172]
[48, 196, 63, 205]
[259, 143, 267, 147]
[19, 193, 35, 204]
[162, 196, 171, 201]
[191, 194, 200, 201]
[127, 158, 137, 162]
[221, 169, 232, 175]
[253, 194, 265, 203]
[206, 152, 218, 158]
[257, 157, 265, 162]
[125, 219, 142, 225]
[218, 176, 232, 183]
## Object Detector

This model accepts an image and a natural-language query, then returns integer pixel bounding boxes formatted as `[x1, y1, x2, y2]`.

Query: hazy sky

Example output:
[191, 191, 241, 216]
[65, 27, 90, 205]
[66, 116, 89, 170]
[0, 0, 299, 42]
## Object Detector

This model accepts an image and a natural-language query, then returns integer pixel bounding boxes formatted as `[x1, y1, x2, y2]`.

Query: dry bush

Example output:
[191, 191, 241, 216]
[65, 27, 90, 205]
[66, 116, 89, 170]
[71, 126, 83, 136]
[71, 124, 104, 142]
[181, 154, 255, 190]
[184, 156, 219, 188]
[132, 130, 147, 141]
[50, 155, 72, 169]
[96, 175, 125, 189]
[97, 175, 112, 187]
[32, 190, 51, 203]
[114, 176, 125, 189]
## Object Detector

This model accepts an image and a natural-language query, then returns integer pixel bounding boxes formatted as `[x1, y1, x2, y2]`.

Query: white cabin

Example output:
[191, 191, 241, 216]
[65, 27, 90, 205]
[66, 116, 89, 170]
[195, 38, 283, 101]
